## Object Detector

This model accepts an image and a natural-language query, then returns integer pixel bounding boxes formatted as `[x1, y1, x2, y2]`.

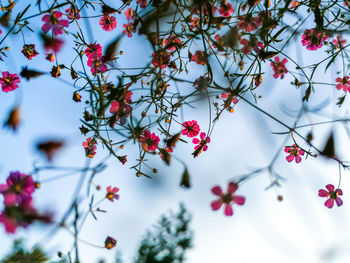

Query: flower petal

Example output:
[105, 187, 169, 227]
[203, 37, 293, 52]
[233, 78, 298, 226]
[326, 184, 335, 192]
[324, 198, 334, 208]
[318, 189, 329, 197]
[224, 204, 233, 216]
[336, 197, 343, 207]
[227, 182, 238, 194]
[211, 186, 223, 196]
[233, 195, 245, 205]
[211, 200, 222, 211]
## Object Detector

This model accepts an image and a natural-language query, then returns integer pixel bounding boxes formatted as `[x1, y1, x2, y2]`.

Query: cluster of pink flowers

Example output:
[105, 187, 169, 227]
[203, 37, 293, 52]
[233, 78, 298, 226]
[123, 8, 136, 37]
[211, 182, 245, 216]
[152, 49, 171, 69]
[0, 172, 51, 233]
[85, 43, 107, 75]
[100, 15, 117, 32]
[191, 51, 208, 65]
[284, 144, 304, 163]
[335, 76, 350, 92]
[332, 36, 346, 49]
[109, 88, 133, 126]
[83, 137, 97, 158]
[318, 184, 343, 208]
[301, 28, 329, 51]
[217, 2, 234, 17]
[270, 56, 288, 79]
[0, 71, 20, 93]
[139, 130, 160, 152]
[240, 37, 264, 55]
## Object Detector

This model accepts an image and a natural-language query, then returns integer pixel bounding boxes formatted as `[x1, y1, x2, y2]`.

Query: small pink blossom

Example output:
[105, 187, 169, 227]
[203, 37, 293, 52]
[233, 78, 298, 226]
[137, 0, 148, 9]
[65, 6, 81, 20]
[270, 56, 288, 79]
[106, 186, 120, 202]
[139, 130, 160, 152]
[0, 71, 20, 93]
[191, 51, 207, 65]
[83, 137, 97, 158]
[87, 55, 108, 75]
[301, 28, 328, 51]
[284, 144, 304, 163]
[192, 132, 210, 157]
[100, 15, 117, 31]
[42, 11, 69, 36]
[122, 22, 136, 38]
[124, 8, 135, 20]
[237, 14, 262, 33]
[218, 2, 234, 17]
[239, 37, 263, 55]
[181, 120, 200, 138]
[318, 184, 343, 208]
[335, 76, 350, 92]
[211, 182, 245, 216]
[163, 35, 181, 52]
[152, 50, 170, 69]
[85, 43, 103, 60]
[0, 171, 35, 206]
[221, 92, 238, 105]
[332, 36, 346, 49]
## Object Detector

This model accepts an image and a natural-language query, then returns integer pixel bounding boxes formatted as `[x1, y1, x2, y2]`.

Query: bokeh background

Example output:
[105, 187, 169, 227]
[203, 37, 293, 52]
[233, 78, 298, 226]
[0, 1, 350, 262]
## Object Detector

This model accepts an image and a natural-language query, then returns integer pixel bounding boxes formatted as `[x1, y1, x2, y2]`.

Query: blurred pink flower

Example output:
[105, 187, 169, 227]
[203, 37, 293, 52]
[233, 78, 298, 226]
[318, 184, 343, 208]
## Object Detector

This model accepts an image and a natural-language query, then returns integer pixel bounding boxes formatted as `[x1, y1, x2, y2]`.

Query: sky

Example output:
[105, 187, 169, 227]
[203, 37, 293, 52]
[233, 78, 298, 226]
[0, 1, 350, 263]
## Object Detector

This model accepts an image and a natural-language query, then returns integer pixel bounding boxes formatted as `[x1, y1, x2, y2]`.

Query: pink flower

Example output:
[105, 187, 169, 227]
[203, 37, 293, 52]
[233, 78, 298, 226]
[181, 120, 200, 137]
[270, 56, 288, 79]
[42, 11, 69, 36]
[109, 100, 132, 125]
[139, 130, 160, 152]
[0, 171, 35, 206]
[163, 35, 181, 52]
[85, 43, 103, 60]
[191, 51, 208, 65]
[43, 37, 64, 53]
[65, 6, 81, 20]
[83, 137, 97, 158]
[332, 36, 346, 49]
[211, 182, 245, 216]
[122, 22, 136, 38]
[318, 184, 343, 208]
[301, 28, 328, 51]
[21, 44, 39, 60]
[221, 92, 238, 105]
[237, 14, 262, 33]
[106, 186, 120, 202]
[290, 1, 300, 8]
[159, 147, 173, 161]
[284, 144, 304, 163]
[239, 37, 264, 55]
[218, 2, 234, 17]
[87, 55, 108, 75]
[100, 15, 117, 31]
[0, 71, 20, 93]
[192, 132, 210, 158]
[137, 0, 148, 9]
[335, 76, 350, 92]
[124, 8, 135, 20]
[152, 50, 170, 69]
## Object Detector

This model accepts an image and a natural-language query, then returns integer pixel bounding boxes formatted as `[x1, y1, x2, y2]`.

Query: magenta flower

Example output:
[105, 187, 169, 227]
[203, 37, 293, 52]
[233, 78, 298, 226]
[218, 2, 234, 17]
[318, 184, 343, 208]
[122, 22, 136, 38]
[85, 43, 103, 60]
[181, 120, 200, 137]
[87, 55, 108, 75]
[106, 186, 120, 202]
[332, 36, 346, 49]
[240, 37, 264, 55]
[0, 171, 35, 206]
[335, 76, 350, 92]
[109, 100, 132, 125]
[124, 8, 135, 20]
[152, 50, 170, 69]
[137, 0, 148, 9]
[21, 44, 39, 60]
[270, 56, 288, 79]
[192, 132, 210, 158]
[100, 15, 117, 31]
[65, 6, 81, 20]
[191, 51, 208, 65]
[237, 14, 262, 33]
[83, 137, 97, 158]
[163, 35, 181, 52]
[211, 182, 245, 216]
[284, 144, 304, 163]
[139, 130, 160, 152]
[0, 71, 20, 92]
[221, 92, 238, 104]
[42, 11, 69, 36]
[301, 28, 328, 51]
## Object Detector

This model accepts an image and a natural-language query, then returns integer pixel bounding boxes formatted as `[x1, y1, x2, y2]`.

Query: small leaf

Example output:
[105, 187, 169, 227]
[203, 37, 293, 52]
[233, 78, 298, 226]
[320, 132, 335, 158]
[20, 67, 44, 80]
[180, 168, 191, 188]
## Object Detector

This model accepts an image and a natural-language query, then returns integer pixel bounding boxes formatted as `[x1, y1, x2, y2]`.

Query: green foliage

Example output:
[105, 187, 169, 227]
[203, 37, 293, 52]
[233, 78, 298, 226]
[134, 203, 193, 263]
[1, 240, 48, 263]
